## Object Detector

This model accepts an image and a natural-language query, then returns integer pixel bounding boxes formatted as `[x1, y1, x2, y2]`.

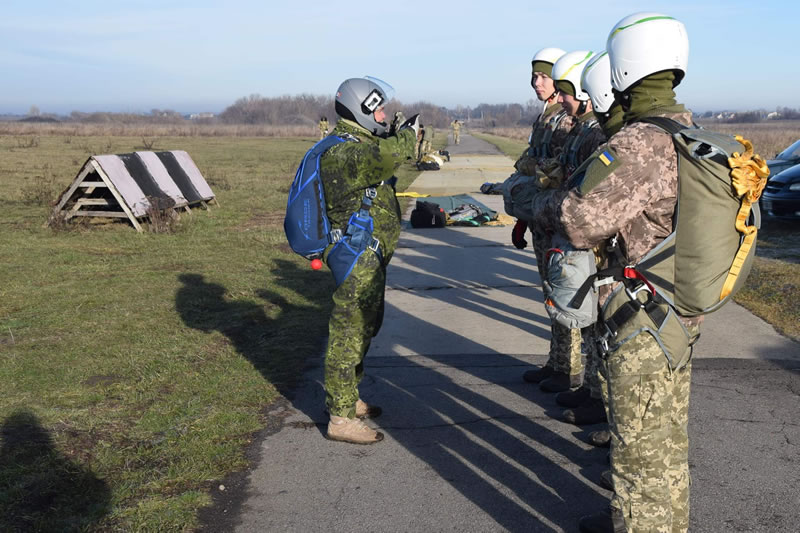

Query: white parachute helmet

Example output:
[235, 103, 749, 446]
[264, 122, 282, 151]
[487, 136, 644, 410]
[606, 12, 689, 92]
[334, 76, 395, 137]
[581, 52, 614, 113]
[531, 47, 566, 74]
[552, 51, 595, 102]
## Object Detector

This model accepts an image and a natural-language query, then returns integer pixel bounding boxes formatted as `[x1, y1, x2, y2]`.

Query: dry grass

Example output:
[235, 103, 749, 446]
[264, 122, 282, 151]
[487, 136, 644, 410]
[0, 122, 316, 138]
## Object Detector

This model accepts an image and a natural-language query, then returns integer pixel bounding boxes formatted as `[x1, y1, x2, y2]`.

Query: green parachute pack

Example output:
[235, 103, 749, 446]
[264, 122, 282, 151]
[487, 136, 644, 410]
[576, 117, 770, 318]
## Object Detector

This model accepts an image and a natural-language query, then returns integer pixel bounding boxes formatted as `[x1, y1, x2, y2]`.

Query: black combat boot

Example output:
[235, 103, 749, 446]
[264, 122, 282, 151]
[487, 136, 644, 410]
[563, 397, 607, 425]
[599, 469, 613, 491]
[588, 428, 611, 448]
[555, 384, 590, 407]
[539, 371, 581, 393]
[522, 365, 554, 383]
[578, 508, 626, 533]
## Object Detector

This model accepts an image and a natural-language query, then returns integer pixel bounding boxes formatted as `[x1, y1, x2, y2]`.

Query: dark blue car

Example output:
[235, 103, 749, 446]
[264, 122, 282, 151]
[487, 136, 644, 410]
[761, 163, 800, 219]
[766, 139, 800, 176]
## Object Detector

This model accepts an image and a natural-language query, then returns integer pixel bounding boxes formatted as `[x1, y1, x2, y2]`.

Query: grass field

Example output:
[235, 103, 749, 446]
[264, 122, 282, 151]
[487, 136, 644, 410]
[0, 129, 425, 530]
[474, 127, 800, 342]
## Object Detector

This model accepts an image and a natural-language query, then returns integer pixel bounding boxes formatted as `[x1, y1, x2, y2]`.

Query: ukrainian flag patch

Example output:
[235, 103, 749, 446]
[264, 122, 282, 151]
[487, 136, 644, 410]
[599, 151, 614, 166]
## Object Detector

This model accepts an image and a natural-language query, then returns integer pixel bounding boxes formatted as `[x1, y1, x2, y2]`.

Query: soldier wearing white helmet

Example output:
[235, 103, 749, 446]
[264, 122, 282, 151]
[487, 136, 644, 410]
[513, 47, 581, 392]
[528, 13, 694, 532]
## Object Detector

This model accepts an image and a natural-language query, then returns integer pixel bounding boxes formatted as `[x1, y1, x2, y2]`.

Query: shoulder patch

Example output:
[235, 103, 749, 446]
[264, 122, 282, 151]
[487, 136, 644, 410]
[579, 147, 621, 195]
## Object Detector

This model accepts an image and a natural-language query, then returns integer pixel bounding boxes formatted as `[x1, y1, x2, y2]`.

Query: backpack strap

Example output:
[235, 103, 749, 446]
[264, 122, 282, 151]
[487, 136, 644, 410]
[637, 115, 688, 134]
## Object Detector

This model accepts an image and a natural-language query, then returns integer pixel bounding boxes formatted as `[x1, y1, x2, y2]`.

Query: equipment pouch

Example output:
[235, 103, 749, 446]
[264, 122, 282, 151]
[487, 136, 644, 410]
[325, 211, 382, 288]
[603, 287, 694, 372]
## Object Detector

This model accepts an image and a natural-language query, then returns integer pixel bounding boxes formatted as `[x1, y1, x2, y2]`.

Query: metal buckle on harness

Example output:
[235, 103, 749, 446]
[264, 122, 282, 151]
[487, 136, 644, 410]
[368, 237, 380, 252]
[329, 228, 343, 244]
[365, 187, 377, 200]
[625, 282, 651, 304]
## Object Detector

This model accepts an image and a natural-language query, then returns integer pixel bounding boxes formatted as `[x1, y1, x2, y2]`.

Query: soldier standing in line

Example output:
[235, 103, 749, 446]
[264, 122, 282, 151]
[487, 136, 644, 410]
[451, 119, 461, 145]
[563, 51, 626, 453]
[525, 50, 602, 396]
[540, 50, 612, 423]
[320, 77, 419, 445]
[512, 47, 579, 393]
[318, 116, 329, 139]
[529, 13, 697, 532]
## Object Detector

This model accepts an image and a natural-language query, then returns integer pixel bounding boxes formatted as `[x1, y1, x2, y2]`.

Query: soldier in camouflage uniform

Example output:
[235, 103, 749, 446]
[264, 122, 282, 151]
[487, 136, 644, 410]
[320, 77, 418, 445]
[545, 52, 615, 427]
[529, 13, 697, 532]
[514, 47, 580, 394]
[318, 116, 329, 139]
[451, 119, 461, 144]
[561, 51, 626, 448]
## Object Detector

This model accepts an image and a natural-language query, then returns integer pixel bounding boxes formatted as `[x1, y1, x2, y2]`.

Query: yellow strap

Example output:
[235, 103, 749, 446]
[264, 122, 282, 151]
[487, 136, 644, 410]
[396, 192, 430, 198]
[720, 136, 770, 299]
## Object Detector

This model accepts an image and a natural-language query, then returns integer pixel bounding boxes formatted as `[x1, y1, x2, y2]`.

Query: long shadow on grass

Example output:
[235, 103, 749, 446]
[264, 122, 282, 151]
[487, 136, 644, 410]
[0, 409, 111, 531]
[176, 266, 331, 391]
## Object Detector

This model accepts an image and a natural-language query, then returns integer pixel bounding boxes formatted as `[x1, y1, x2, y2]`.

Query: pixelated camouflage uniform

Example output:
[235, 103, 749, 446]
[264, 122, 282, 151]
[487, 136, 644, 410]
[319, 118, 417, 418]
[515, 100, 578, 376]
[531, 106, 700, 532]
[551, 110, 607, 395]
[319, 118, 329, 140]
[451, 120, 461, 144]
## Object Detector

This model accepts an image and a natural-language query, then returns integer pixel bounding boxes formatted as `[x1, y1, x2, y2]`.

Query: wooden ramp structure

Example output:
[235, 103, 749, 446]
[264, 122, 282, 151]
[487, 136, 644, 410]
[55, 151, 216, 231]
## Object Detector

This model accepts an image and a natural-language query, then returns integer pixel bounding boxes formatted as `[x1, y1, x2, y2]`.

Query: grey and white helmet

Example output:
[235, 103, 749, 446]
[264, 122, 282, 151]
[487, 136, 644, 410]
[335, 76, 395, 137]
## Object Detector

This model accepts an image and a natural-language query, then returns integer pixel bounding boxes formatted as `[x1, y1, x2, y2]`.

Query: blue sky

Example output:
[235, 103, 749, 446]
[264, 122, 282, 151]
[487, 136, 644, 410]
[2, 1, 798, 115]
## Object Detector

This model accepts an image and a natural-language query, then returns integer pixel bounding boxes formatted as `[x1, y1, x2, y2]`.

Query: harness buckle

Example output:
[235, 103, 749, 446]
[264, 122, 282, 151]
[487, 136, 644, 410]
[368, 237, 380, 252]
[329, 228, 343, 243]
[365, 187, 377, 200]
[625, 282, 651, 304]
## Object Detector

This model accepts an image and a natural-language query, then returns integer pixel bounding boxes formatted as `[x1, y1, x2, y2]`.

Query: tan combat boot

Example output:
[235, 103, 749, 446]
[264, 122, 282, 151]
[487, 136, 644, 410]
[327, 416, 384, 445]
[355, 399, 382, 419]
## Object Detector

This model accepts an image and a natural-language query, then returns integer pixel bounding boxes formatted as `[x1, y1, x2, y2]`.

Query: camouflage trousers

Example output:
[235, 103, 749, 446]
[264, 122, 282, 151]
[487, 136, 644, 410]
[531, 225, 584, 376]
[324, 250, 386, 418]
[605, 324, 700, 533]
[453, 131, 460, 144]
[583, 324, 602, 398]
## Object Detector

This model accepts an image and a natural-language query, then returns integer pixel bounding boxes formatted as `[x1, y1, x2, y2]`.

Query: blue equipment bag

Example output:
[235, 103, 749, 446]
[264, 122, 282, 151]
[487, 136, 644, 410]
[326, 187, 384, 287]
[284, 135, 349, 259]
[284, 135, 388, 287]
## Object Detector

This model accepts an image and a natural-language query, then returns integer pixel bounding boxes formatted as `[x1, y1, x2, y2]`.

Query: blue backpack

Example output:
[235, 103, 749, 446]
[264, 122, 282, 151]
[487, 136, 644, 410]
[284, 135, 350, 260]
[284, 135, 388, 287]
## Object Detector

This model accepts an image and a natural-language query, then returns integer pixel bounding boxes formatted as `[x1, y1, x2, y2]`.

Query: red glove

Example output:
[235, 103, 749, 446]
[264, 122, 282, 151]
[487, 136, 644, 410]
[511, 219, 528, 249]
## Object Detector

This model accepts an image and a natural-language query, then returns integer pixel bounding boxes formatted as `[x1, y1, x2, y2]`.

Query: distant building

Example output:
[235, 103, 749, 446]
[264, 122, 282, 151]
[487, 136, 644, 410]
[767, 111, 781, 120]
[189, 113, 215, 120]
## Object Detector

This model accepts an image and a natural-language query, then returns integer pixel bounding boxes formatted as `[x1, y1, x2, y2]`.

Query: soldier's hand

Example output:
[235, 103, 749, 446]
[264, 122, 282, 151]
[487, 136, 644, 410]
[511, 219, 528, 249]
[389, 111, 406, 135]
[400, 114, 421, 136]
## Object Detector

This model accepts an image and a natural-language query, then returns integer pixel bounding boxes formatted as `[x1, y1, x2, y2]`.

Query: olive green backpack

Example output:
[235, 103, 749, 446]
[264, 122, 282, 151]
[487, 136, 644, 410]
[632, 117, 769, 316]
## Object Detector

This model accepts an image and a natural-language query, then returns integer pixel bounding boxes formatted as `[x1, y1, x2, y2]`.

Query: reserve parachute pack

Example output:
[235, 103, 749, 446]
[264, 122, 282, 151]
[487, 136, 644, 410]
[574, 117, 770, 317]
[543, 235, 598, 328]
[284, 135, 351, 260]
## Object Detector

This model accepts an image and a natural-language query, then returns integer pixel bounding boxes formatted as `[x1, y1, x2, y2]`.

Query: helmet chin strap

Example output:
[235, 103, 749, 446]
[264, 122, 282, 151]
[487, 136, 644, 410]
[546, 90, 559, 104]
[578, 100, 588, 115]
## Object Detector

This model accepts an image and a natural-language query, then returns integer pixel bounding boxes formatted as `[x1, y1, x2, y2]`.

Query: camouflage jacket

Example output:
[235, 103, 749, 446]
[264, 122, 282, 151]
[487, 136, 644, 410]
[530, 108, 694, 303]
[320, 119, 417, 250]
[560, 111, 606, 178]
[536, 110, 606, 189]
[515, 101, 574, 176]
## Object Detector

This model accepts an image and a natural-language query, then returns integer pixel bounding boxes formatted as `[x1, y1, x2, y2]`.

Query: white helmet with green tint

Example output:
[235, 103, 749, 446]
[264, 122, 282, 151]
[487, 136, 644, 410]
[552, 50, 595, 102]
[607, 12, 689, 92]
[581, 52, 614, 113]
